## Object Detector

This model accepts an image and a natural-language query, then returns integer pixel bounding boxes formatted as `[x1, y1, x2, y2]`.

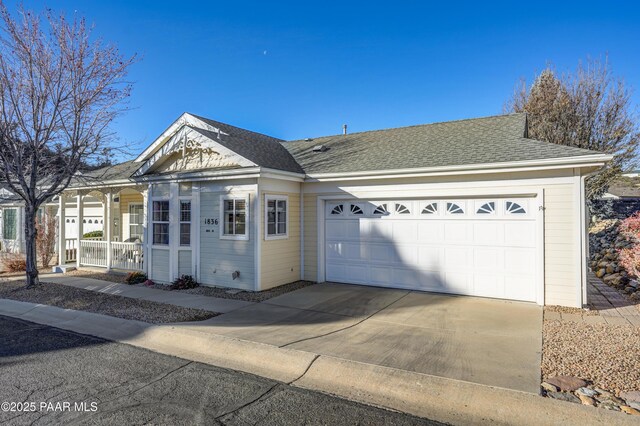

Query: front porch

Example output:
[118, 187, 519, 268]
[58, 186, 147, 272]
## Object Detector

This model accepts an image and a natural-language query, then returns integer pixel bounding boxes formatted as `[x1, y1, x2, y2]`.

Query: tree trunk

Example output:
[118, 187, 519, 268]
[24, 206, 39, 287]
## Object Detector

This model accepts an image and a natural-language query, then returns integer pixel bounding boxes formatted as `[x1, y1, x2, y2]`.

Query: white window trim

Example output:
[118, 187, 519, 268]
[179, 199, 192, 246]
[264, 194, 289, 241]
[220, 194, 250, 241]
[128, 203, 144, 241]
[151, 199, 170, 247]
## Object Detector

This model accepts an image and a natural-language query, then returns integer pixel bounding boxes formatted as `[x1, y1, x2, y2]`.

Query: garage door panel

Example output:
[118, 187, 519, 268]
[443, 222, 471, 243]
[326, 198, 538, 303]
[418, 221, 444, 242]
[504, 222, 536, 247]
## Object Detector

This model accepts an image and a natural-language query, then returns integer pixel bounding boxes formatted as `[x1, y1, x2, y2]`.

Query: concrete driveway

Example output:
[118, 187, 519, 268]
[185, 283, 543, 393]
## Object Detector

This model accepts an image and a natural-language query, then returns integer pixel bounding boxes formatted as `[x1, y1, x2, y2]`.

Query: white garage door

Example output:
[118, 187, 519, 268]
[325, 198, 539, 302]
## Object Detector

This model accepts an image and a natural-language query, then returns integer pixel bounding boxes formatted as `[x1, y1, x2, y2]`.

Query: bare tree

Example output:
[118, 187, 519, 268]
[0, 3, 135, 286]
[506, 57, 640, 199]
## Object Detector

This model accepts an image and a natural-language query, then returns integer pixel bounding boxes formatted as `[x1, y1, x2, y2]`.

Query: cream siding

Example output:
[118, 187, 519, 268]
[178, 250, 192, 276]
[199, 190, 255, 290]
[151, 248, 170, 282]
[303, 193, 317, 282]
[260, 191, 301, 289]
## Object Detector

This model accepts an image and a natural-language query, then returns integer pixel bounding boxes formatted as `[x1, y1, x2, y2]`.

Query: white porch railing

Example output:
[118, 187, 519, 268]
[111, 242, 144, 271]
[77, 240, 143, 271]
[79, 240, 108, 267]
[64, 239, 78, 263]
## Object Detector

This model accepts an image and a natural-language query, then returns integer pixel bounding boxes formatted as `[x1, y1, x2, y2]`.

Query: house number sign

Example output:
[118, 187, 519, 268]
[203, 217, 218, 233]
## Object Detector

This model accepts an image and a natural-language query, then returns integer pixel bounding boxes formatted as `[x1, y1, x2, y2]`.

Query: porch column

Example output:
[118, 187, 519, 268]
[105, 191, 112, 271]
[57, 194, 66, 266]
[142, 187, 149, 275]
[76, 193, 83, 268]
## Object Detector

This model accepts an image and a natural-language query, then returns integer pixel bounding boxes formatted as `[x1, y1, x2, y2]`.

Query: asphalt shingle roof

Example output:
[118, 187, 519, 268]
[282, 113, 602, 175]
[192, 114, 304, 174]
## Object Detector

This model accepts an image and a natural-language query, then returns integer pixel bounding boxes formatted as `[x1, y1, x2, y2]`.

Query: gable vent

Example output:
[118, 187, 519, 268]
[312, 145, 329, 152]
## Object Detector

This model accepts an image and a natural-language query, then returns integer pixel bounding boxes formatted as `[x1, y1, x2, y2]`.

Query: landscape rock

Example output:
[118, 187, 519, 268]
[576, 387, 598, 397]
[620, 406, 640, 415]
[546, 391, 580, 404]
[620, 390, 640, 404]
[546, 376, 588, 392]
[577, 394, 596, 406]
[598, 401, 621, 411]
[541, 382, 559, 392]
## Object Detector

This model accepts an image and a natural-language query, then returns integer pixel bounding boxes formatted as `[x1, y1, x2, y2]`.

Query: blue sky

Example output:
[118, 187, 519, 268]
[7, 1, 640, 158]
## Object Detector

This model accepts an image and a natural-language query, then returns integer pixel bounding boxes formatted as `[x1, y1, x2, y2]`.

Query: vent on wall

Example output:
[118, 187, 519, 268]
[312, 145, 329, 152]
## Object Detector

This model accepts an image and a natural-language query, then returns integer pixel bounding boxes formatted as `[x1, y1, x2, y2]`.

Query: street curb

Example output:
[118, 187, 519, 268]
[1, 299, 635, 425]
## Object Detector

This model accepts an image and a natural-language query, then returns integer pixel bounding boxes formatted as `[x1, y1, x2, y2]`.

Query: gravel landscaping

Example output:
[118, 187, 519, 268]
[0, 280, 217, 324]
[149, 280, 314, 302]
[64, 269, 314, 302]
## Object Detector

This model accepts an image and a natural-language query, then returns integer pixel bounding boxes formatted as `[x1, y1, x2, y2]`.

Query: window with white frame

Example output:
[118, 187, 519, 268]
[3, 208, 16, 240]
[266, 195, 287, 239]
[129, 204, 144, 240]
[180, 201, 191, 246]
[152, 200, 169, 245]
[222, 198, 247, 239]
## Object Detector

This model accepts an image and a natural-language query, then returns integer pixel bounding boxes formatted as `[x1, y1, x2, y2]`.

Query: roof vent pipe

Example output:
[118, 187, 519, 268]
[343, 124, 347, 135]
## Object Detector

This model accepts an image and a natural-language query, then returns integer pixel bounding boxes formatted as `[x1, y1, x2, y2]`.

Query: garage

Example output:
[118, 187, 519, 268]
[325, 198, 540, 302]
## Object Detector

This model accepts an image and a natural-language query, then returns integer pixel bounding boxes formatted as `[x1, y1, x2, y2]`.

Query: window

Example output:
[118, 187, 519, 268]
[222, 198, 247, 239]
[180, 201, 191, 245]
[421, 202, 438, 215]
[331, 204, 343, 215]
[372, 204, 388, 215]
[152, 200, 169, 245]
[3, 208, 16, 240]
[129, 204, 144, 240]
[506, 201, 526, 214]
[350, 204, 364, 215]
[395, 203, 411, 214]
[476, 202, 495, 214]
[446, 202, 464, 214]
[266, 195, 288, 239]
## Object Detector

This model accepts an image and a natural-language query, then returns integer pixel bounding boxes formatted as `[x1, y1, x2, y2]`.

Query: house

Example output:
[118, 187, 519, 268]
[56, 112, 611, 308]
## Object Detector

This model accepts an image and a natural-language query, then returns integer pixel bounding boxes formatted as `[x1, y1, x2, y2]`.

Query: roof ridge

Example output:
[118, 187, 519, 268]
[188, 112, 285, 142]
[284, 112, 526, 142]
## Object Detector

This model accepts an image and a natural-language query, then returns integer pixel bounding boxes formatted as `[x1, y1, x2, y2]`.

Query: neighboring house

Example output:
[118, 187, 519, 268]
[58, 112, 611, 308]
[0, 185, 106, 255]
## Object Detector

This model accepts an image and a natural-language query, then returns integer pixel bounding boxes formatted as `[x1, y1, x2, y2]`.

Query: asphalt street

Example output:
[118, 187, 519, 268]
[0, 315, 444, 425]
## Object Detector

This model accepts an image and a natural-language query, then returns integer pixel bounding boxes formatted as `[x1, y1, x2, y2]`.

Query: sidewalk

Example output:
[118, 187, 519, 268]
[587, 272, 640, 326]
[0, 298, 635, 426]
[27, 274, 255, 314]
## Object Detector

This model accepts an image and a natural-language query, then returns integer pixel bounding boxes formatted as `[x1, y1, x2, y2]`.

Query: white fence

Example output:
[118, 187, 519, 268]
[111, 242, 143, 271]
[79, 240, 108, 267]
[77, 240, 143, 271]
[64, 239, 78, 263]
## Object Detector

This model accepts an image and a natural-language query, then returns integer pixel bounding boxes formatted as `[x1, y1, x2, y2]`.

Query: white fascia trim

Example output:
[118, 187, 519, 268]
[135, 113, 232, 163]
[259, 168, 305, 182]
[305, 155, 612, 182]
[135, 167, 262, 183]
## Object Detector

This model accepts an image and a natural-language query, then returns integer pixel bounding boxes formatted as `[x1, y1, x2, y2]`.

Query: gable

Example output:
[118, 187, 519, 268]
[133, 126, 255, 177]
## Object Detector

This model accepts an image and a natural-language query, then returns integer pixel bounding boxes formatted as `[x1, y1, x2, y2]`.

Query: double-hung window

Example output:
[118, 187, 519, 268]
[152, 201, 169, 245]
[221, 196, 248, 240]
[265, 195, 288, 239]
[129, 204, 143, 240]
[3, 208, 16, 240]
[180, 201, 191, 246]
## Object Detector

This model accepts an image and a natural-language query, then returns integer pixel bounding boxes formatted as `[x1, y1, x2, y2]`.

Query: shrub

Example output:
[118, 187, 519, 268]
[619, 245, 640, 279]
[170, 274, 199, 290]
[3, 254, 26, 272]
[36, 212, 57, 267]
[124, 271, 147, 285]
[143, 279, 154, 287]
[618, 211, 640, 241]
[82, 230, 103, 239]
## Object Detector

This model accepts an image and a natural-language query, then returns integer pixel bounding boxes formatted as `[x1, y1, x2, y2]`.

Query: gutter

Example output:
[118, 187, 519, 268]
[305, 154, 613, 182]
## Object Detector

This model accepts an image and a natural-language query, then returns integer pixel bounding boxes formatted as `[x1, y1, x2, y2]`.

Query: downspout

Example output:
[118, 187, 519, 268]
[300, 183, 304, 281]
